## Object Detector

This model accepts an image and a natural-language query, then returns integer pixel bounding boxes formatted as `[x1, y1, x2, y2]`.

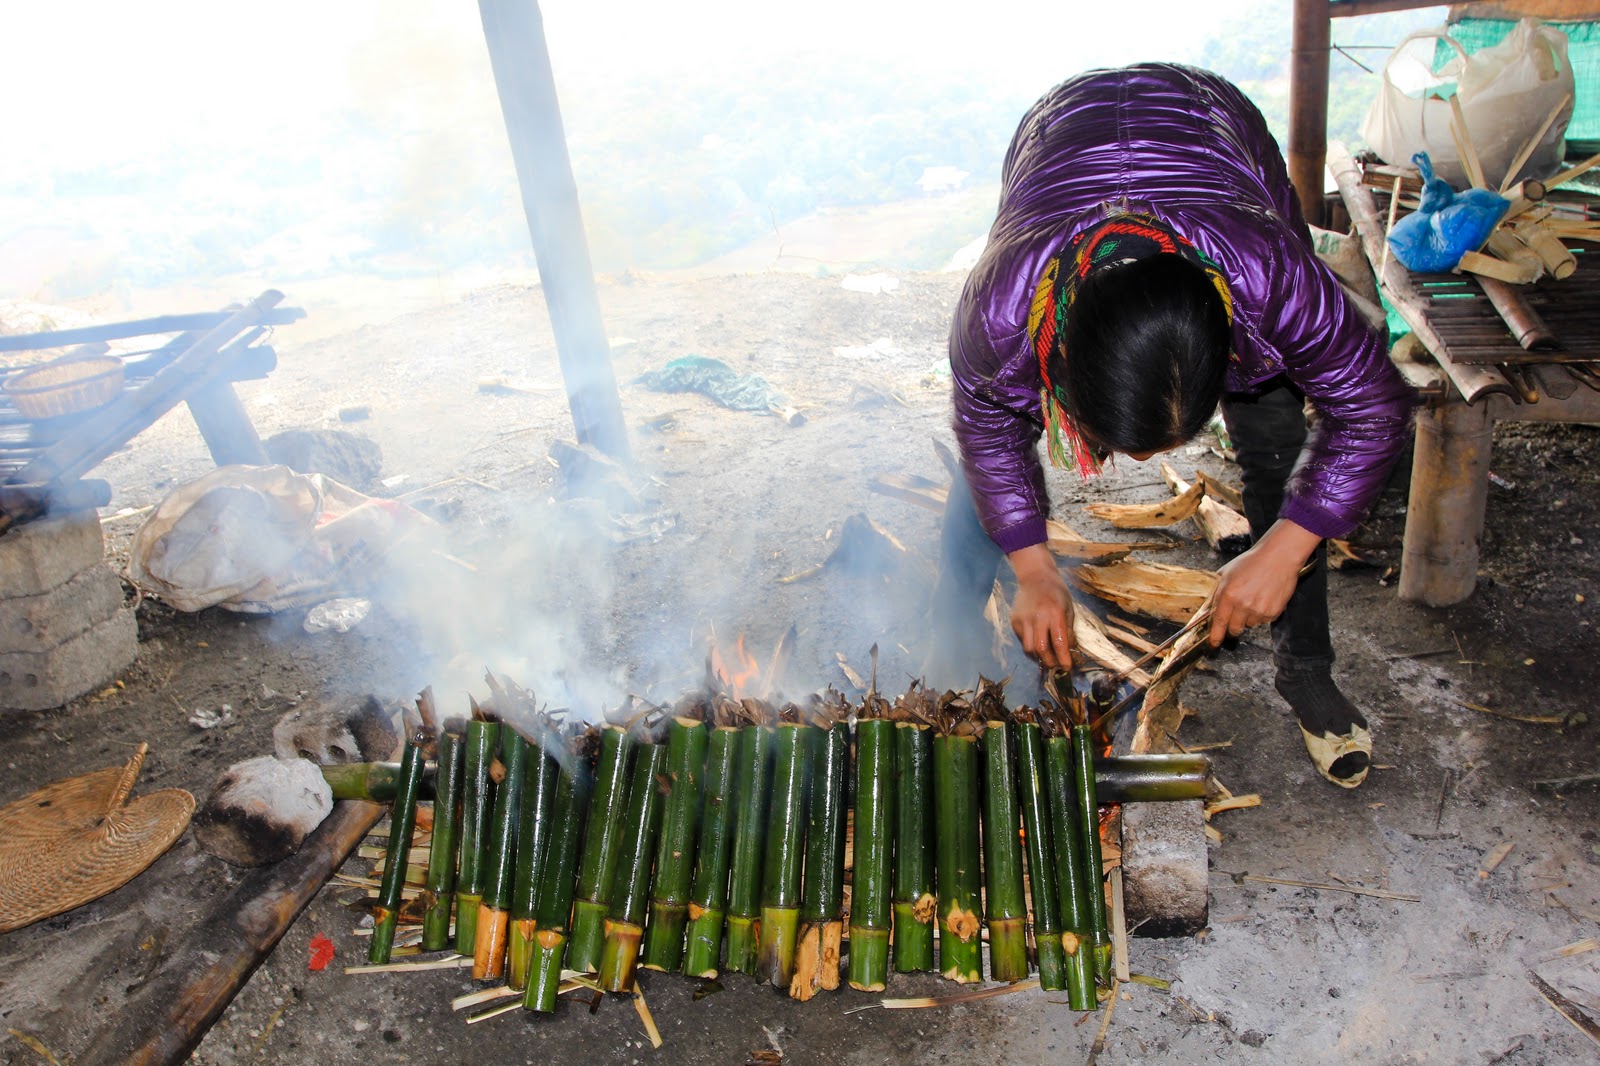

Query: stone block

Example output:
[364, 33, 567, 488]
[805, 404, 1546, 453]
[0, 565, 125, 654]
[1120, 798, 1209, 937]
[0, 510, 105, 598]
[0, 608, 137, 711]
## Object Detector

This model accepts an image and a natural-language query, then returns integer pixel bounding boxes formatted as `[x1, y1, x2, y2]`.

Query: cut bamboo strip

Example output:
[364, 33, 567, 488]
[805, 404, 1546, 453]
[1499, 93, 1573, 194]
[1449, 94, 1487, 189]
[1457, 250, 1538, 285]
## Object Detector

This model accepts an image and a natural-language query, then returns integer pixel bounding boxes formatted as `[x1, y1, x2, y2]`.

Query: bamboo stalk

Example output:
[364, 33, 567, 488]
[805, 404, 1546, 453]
[1093, 754, 1211, 804]
[641, 714, 708, 973]
[757, 719, 813, 988]
[892, 718, 937, 973]
[454, 718, 500, 956]
[724, 715, 775, 976]
[506, 730, 561, 991]
[598, 736, 667, 992]
[472, 727, 527, 981]
[1045, 732, 1096, 1010]
[1014, 716, 1065, 991]
[791, 713, 850, 1000]
[981, 719, 1029, 983]
[847, 716, 896, 992]
[421, 731, 464, 951]
[524, 736, 594, 1013]
[567, 723, 636, 974]
[934, 728, 982, 983]
[368, 738, 427, 965]
[683, 722, 741, 978]
[1073, 724, 1112, 986]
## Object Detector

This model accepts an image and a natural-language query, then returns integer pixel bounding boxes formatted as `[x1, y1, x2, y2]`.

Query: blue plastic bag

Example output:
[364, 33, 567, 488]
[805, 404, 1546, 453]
[1385, 152, 1510, 273]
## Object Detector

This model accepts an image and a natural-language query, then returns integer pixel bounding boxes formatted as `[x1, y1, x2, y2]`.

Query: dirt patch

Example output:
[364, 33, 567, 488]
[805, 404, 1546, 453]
[0, 270, 1596, 1065]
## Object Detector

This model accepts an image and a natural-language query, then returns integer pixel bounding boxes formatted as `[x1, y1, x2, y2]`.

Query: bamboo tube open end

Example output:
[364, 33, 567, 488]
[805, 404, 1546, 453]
[523, 940, 567, 1014]
[1037, 939, 1069, 993]
[788, 924, 825, 1001]
[640, 905, 689, 972]
[598, 921, 643, 993]
[891, 903, 935, 973]
[848, 926, 891, 991]
[566, 901, 610, 975]
[758, 905, 801, 987]
[472, 906, 510, 980]
[452, 892, 482, 956]
[724, 915, 761, 975]
[506, 919, 537, 991]
[986, 918, 1030, 983]
[683, 911, 726, 978]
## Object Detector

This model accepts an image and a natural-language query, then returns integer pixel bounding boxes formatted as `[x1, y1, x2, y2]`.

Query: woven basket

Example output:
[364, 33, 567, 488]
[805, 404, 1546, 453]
[3, 354, 125, 418]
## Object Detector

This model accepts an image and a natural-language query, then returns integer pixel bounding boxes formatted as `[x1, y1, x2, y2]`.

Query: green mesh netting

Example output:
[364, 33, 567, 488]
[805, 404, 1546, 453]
[1438, 19, 1600, 150]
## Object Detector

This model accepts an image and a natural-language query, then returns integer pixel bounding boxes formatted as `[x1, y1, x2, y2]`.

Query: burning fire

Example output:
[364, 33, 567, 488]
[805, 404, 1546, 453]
[711, 634, 761, 698]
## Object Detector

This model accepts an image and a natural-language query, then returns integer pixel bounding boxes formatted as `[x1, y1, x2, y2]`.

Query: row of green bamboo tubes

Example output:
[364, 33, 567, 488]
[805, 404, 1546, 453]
[365, 688, 1203, 1014]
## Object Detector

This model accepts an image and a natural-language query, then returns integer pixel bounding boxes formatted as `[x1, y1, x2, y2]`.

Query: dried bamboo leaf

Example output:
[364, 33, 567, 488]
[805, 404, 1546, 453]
[1086, 479, 1203, 528]
[1162, 463, 1250, 553]
[1069, 561, 1217, 624]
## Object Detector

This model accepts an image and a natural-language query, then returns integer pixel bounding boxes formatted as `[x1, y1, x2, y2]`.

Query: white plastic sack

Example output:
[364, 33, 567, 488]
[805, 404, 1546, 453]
[1362, 18, 1574, 189]
[128, 465, 435, 613]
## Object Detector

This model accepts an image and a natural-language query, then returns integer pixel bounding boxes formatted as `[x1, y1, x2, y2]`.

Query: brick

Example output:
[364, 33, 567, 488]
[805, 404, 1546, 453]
[0, 565, 125, 654]
[0, 510, 105, 597]
[1120, 798, 1208, 938]
[0, 608, 137, 712]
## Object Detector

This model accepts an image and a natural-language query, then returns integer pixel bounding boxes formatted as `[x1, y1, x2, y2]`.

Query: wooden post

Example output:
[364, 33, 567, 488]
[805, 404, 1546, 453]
[477, 0, 630, 464]
[1289, 0, 1331, 228]
[1399, 394, 1493, 607]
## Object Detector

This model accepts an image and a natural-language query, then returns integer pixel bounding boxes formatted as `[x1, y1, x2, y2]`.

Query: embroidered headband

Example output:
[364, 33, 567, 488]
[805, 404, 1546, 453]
[1028, 213, 1233, 475]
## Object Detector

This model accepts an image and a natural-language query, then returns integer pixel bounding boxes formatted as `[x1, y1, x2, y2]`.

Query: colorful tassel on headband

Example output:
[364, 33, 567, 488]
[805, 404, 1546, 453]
[1028, 212, 1233, 474]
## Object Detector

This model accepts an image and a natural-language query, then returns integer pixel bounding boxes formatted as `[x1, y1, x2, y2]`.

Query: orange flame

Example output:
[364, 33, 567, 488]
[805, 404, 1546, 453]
[711, 634, 761, 698]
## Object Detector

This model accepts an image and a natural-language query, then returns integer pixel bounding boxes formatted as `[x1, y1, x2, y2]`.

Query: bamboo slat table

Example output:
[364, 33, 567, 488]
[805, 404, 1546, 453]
[1329, 143, 1600, 607]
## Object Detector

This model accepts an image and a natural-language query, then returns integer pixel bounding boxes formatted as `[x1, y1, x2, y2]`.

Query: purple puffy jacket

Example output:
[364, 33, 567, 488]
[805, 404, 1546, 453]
[951, 63, 1416, 554]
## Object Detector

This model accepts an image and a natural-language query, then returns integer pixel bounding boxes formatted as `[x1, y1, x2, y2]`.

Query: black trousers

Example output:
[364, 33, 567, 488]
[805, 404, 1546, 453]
[929, 379, 1331, 687]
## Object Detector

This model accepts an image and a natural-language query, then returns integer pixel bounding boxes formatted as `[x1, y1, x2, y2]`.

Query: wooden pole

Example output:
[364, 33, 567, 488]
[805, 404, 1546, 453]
[477, 0, 630, 464]
[1288, 0, 1332, 228]
[1399, 394, 1493, 606]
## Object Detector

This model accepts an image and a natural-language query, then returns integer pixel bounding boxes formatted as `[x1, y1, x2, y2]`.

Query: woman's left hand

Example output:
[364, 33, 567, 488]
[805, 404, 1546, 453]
[1206, 519, 1321, 647]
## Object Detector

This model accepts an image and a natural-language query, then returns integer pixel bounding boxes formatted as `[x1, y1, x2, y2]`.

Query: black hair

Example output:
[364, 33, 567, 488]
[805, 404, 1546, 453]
[1050, 253, 1231, 455]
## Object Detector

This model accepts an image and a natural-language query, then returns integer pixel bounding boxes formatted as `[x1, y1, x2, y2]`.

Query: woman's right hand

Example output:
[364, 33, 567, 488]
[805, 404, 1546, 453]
[1007, 543, 1075, 669]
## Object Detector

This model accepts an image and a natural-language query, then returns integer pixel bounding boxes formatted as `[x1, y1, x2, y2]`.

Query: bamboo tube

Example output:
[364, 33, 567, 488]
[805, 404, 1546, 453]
[791, 714, 849, 1000]
[934, 727, 983, 983]
[321, 761, 435, 802]
[1513, 222, 1577, 280]
[981, 719, 1029, 983]
[1044, 733, 1096, 1010]
[454, 718, 500, 956]
[567, 723, 636, 974]
[507, 731, 561, 991]
[892, 718, 937, 973]
[368, 737, 427, 965]
[524, 737, 594, 1013]
[472, 727, 527, 980]
[1014, 716, 1065, 991]
[683, 721, 741, 978]
[641, 715, 708, 973]
[847, 716, 896, 991]
[421, 731, 464, 951]
[598, 737, 667, 992]
[723, 716, 775, 975]
[757, 719, 813, 988]
[1093, 754, 1211, 804]
[1073, 724, 1112, 985]
[1484, 230, 1545, 283]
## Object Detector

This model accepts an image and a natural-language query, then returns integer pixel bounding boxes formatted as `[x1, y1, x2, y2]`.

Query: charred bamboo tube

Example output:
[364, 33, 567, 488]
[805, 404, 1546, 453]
[368, 737, 427, 965]
[1015, 719, 1065, 991]
[757, 721, 812, 987]
[683, 724, 740, 978]
[453, 720, 500, 956]
[1093, 754, 1210, 804]
[1073, 724, 1112, 985]
[934, 730, 982, 983]
[847, 718, 896, 991]
[641, 716, 708, 972]
[507, 734, 560, 990]
[598, 740, 667, 992]
[524, 749, 593, 1013]
[981, 720, 1029, 982]
[723, 723, 774, 975]
[1045, 734, 1096, 1010]
[791, 719, 849, 1000]
[567, 724, 635, 974]
[892, 720, 936, 973]
[472, 728, 527, 980]
[421, 731, 464, 951]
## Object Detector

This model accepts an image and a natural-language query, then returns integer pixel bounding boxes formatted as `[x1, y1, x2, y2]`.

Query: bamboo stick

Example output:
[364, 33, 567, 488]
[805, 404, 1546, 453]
[1044, 732, 1096, 1009]
[472, 727, 527, 980]
[1014, 714, 1066, 991]
[757, 719, 813, 988]
[524, 737, 594, 1013]
[453, 718, 499, 956]
[421, 731, 464, 951]
[981, 718, 1030, 983]
[1547, 149, 1600, 191]
[723, 711, 775, 975]
[791, 712, 850, 1000]
[934, 726, 983, 984]
[641, 714, 708, 973]
[368, 738, 427, 965]
[1449, 94, 1487, 189]
[598, 736, 667, 992]
[892, 716, 937, 973]
[1499, 93, 1572, 194]
[682, 720, 740, 978]
[567, 723, 635, 974]
[848, 715, 896, 992]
